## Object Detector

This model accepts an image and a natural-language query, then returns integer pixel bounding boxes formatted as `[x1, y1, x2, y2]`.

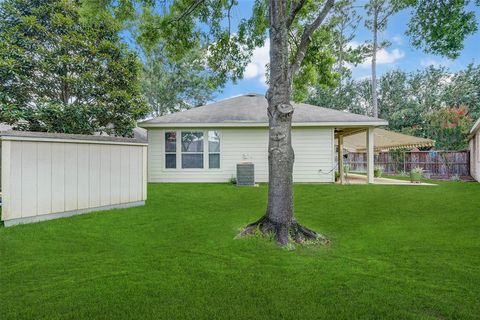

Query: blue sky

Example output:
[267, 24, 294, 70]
[215, 1, 480, 100]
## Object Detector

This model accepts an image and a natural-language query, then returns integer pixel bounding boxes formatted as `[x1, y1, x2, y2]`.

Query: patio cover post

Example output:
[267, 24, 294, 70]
[338, 135, 345, 184]
[367, 127, 374, 183]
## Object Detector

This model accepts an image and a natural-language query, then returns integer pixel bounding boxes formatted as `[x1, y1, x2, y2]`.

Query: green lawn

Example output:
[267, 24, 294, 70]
[1, 181, 480, 319]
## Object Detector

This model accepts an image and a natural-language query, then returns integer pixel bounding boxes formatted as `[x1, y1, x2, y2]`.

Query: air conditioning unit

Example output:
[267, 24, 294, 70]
[236, 162, 255, 186]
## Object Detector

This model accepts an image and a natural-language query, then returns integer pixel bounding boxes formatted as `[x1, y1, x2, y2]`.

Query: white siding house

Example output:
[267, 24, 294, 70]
[469, 118, 480, 181]
[147, 127, 334, 183]
[139, 94, 387, 183]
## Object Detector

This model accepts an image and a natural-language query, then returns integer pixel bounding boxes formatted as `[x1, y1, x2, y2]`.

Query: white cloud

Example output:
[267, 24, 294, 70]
[347, 42, 405, 69]
[420, 58, 451, 68]
[392, 35, 403, 45]
[359, 48, 405, 68]
[356, 74, 371, 81]
[244, 41, 270, 86]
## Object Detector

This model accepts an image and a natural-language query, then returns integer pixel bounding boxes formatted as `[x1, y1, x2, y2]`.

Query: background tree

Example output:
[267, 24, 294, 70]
[0, 0, 148, 136]
[422, 107, 472, 150]
[364, 0, 405, 117]
[444, 64, 480, 119]
[303, 2, 369, 112]
[309, 64, 479, 150]
[142, 45, 218, 116]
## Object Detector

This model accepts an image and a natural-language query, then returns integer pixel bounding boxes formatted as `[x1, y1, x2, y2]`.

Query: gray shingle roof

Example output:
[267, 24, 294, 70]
[138, 93, 387, 127]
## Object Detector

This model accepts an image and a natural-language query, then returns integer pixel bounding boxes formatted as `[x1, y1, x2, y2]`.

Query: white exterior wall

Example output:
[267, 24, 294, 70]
[147, 127, 334, 183]
[1, 138, 148, 225]
[470, 132, 480, 181]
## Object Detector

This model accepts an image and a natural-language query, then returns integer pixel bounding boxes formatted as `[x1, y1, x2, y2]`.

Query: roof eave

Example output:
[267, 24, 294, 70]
[138, 121, 388, 128]
[469, 117, 480, 138]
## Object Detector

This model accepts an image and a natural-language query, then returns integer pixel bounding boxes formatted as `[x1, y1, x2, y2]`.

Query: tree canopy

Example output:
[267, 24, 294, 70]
[307, 64, 480, 150]
[0, 0, 149, 136]
[141, 45, 218, 116]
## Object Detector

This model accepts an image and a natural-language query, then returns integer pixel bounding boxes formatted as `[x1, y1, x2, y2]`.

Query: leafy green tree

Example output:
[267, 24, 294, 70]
[444, 64, 480, 119]
[0, 0, 148, 136]
[378, 69, 423, 130]
[365, 0, 406, 117]
[142, 45, 218, 116]
[407, 0, 479, 59]
[84, 0, 479, 246]
[422, 107, 472, 150]
[306, 76, 370, 114]
[331, 2, 365, 83]
[408, 66, 450, 113]
[303, 2, 370, 111]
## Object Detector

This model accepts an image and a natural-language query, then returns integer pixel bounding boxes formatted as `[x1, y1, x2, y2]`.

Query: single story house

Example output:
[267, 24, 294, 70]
[469, 118, 480, 181]
[138, 93, 387, 183]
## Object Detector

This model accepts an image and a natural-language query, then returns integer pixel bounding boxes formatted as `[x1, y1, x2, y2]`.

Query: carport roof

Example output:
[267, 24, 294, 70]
[341, 128, 435, 152]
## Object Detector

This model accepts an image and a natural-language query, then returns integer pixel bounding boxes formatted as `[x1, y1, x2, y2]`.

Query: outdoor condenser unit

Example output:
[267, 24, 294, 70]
[236, 162, 255, 186]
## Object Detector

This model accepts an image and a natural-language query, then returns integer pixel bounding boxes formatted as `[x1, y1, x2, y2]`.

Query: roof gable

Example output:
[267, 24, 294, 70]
[139, 94, 387, 127]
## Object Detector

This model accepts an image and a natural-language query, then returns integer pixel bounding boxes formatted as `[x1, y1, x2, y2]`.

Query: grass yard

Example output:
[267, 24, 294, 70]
[1, 181, 479, 319]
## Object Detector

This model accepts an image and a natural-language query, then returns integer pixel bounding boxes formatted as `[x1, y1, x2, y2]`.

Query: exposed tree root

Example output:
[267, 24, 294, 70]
[236, 215, 330, 246]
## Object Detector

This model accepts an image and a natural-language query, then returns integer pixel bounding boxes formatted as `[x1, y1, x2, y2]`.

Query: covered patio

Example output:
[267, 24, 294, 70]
[335, 128, 435, 184]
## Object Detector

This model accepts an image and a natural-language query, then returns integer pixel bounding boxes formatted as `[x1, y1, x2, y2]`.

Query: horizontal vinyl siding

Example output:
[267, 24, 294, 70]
[292, 128, 334, 182]
[147, 127, 334, 183]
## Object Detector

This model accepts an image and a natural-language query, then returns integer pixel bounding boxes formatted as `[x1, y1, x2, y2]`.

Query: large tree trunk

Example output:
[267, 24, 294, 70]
[265, 0, 294, 245]
[238, 0, 328, 246]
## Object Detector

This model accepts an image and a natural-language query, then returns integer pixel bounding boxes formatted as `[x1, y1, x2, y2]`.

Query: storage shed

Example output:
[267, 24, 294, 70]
[1, 131, 148, 226]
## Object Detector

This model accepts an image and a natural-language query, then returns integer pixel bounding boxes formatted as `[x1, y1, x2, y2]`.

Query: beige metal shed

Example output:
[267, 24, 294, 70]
[1, 131, 148, 226]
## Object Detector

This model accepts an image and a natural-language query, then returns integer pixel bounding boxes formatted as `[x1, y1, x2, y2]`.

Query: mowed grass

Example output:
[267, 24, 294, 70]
[1, 181, 479, 319]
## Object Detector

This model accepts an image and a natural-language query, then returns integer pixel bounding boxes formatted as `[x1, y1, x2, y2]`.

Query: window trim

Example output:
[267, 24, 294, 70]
[164, 131, 177, 169]
[208, 130, 221, 169]
[181, 131, 205, 169]
[163, 129, 221, 171]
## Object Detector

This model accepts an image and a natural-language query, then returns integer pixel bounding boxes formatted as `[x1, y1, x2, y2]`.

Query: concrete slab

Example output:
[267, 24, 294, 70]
[338, 173, 436, 186]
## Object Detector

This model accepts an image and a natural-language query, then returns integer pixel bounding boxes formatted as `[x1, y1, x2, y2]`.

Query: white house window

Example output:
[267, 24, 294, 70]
[208, 131, 220, 169]
[165, 131, 176, 168]
[181, 131, 204, 168]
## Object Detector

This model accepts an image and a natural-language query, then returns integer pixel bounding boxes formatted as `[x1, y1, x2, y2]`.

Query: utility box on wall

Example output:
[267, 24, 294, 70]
[236, 162, 255, 186]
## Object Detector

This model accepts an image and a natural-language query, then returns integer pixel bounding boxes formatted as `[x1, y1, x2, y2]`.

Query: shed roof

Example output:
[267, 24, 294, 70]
[342, 128, 435, 152]
[0, 130, 147, 145]
[138, 93, 387, 128]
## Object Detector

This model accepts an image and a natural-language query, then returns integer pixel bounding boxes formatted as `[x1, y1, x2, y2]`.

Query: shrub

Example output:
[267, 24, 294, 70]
[450, 174, 461, 182]
[410, 167, 424, 183]
[374, 165, 384, 178]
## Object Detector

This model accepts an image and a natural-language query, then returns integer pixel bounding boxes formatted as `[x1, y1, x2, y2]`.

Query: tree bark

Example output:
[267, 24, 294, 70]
[237, 0, 329, 246]
[371, 7, 379, 118]
[265, 0, 294, 245]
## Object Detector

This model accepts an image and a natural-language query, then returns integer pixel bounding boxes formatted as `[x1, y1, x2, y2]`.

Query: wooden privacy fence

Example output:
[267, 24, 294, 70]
[346, 150, 470, 178]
